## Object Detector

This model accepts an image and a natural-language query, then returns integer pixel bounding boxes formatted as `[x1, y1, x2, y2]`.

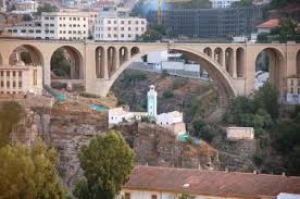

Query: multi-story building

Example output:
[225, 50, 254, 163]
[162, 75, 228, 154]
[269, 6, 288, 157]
[210, 0, 240, 8]
[94, 9, 147, 41]
[0, 61, 43, 98]
[147, 6, 264, 39]
[14, 0, 38, 13]
[7, 11, 90, 40]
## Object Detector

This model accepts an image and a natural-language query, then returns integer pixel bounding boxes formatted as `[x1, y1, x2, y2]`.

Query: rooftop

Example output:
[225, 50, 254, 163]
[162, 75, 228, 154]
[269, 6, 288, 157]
[124, 166, 300, 198]
[256, 19, 279, 29]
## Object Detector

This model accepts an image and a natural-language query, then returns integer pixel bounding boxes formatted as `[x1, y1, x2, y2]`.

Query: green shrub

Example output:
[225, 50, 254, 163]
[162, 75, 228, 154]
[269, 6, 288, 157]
[163, 90, 174, 99]
[79, 92, 100, 98]
[172, 79, 187, 89]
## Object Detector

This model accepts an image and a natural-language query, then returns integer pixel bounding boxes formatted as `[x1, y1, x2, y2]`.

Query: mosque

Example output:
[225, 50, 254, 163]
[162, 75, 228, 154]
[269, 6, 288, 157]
[108, 85, 186, 136]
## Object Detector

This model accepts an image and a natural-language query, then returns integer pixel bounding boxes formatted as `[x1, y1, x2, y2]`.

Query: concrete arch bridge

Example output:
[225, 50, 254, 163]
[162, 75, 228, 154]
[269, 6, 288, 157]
[0, 38, 299, 100]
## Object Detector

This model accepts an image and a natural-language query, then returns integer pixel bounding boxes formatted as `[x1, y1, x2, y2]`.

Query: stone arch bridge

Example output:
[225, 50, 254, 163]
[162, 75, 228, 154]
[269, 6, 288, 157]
[0, 38, 299, 100]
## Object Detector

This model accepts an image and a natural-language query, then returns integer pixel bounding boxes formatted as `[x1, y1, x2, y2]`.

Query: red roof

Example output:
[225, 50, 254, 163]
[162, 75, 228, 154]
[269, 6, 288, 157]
[257, 19, 279, 29]
[124, 166, 300, 198]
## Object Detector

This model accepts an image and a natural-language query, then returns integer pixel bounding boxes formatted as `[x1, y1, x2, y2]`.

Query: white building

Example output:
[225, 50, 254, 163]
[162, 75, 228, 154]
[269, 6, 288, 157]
[210, 0, 240, 8]
[156, 111, 183, 126]
[8, 10, 90, 40]
[14, 0, 38, 13]
[226, 127, 255, 140]
[108, 107, 147, 126]
[93, 9, 147, 41]
[0, 61, 43, 98]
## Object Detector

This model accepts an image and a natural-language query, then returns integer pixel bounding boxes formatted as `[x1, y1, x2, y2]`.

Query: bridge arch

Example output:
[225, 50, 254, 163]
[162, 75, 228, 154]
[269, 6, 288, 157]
[130, 47, 140, 57]
[255, 47, 286, 96]
[50, 46, 84, 80]
[106, 47, 237, 99]
[9, 44, 44, 67]
[119, 46, 129, 65]
[225, 47, 235, 77]
[296, 49, 300, 75]
[236, 47, 245, 77]
[204, 47, 213, 58]
[214, 47, 224, 66]
[0, 53, 2, 66]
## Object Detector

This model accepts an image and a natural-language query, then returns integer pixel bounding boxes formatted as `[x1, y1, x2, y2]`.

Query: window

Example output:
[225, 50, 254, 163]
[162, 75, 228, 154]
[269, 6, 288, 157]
[18, 81, 22, 88]
[121, 20, 124, 24]
[114, 20, 117, 24]
[0, 71, 3, 76]
[128, 21, 131, 24]
[50, 24, 54, 27]
[0, 81, 3, 87]
[114, 27, 117, 31]
[135, 27, 138, 31]
[73, 24, 76, 27]
[108, 27, 111, 31]
[107, 20, 111, 24]
[13, 71, 16, 77]
[124, 193, 130, 199]
[6, 81, 10, 88]
[128, 27, 131, 31]
[36, 30, 41, 33]
[13, 81, 16, 88]
[73, 17, 76, 20]
[121, 27, 124, 31]
[6, 71, 9, 77]
[108, 34, 111, 38]
[33, 70, 37, 86]
[21, 29, 26, 33]
[18, 71, 22, 77]
[136, 21, 139, 24]
[114, 34, 117, 38]
[69, 24, 72, 27]
[128, 34, 131, 38]
[50, 17, 54, 20]
[50, 30, 54, 34]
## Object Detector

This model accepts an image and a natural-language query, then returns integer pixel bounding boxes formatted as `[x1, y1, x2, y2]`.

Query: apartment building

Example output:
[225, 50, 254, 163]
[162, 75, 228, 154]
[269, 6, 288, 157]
[94, 9, 147, 41]
[8, 11, 89, 40]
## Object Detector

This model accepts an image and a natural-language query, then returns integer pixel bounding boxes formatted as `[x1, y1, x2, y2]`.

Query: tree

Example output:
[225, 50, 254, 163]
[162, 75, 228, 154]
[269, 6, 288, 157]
[51, 49, 71, 77]
[37, 3, 58, 15]
[74, 131, 135, 199]
[231, 0, 253, 7]
[21, 51, 32, 64]
[0, 101, 25, 148]
[0, 138, 67, 198]
[179, 192, 195, 199]
[270, 18, 297, 42]
[253, 82, 279, 119]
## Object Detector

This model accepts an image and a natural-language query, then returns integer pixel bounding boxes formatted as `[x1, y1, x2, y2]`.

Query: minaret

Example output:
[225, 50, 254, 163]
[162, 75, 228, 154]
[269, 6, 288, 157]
[147, 85, 157, 117]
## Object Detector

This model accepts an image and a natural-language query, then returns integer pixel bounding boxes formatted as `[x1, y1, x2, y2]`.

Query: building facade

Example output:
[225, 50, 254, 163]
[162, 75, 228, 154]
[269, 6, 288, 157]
[147, 6, 264, 38]
[14, 0, 38, 13]
[8, 11, 89, 40]
[0, 62, 43, 98]
[94, 9, 147, 41]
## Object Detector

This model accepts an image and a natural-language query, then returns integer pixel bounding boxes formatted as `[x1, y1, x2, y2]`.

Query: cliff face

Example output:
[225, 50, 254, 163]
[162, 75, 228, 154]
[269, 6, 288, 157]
[11, 105, 221, 188]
